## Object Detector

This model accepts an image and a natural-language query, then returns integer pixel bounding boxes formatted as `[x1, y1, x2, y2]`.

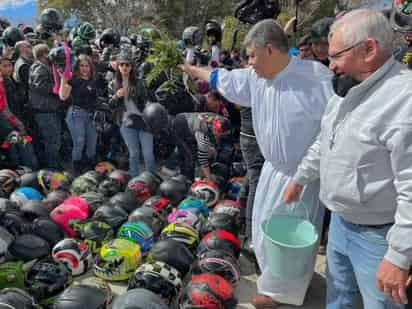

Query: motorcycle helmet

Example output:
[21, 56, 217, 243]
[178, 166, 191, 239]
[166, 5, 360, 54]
[80, 191, 106, 213]
[76, 22, 96, 41]
[117, 222, 154, 252]
[198, 230, 241, 259]
[190, 179, 220, 208]
[99, 28, 120, 47]
[0, 198, 18, 213]
[160, 222, 199, 251]
[178, 197, 209, 217]
[20, 200, 51, 220]
[52, 284, 110, 309]
[24, 257, 72, 305]
[111, 288, 168, 309]
[214, 199, 242, 221]
[52, 238, 93, 276]
[159, 179, 187, 206]
[205, 20, 222, 43]
[0, 169, 19, 196]
[178, 273, 237, 308]
[310, 17, 334, 43]
[226, 177, 243, 201]
[70, 172, 100, 195]
[167, 209, 205, 231]
[32, 218, 64, 246]
[98, 178, 122, 198]
[127, 181, 152, 205]
[130, 171, 162, 194]
[0, 212, 30, 237]
[142, 103, 169, 134]
[10, 187, 44, 207]
[48, 45, 66, 68]
[95, 161, 115, 177]
[2, 26, 24, 47]
[0, 17, 11, 32]
[93, 204, 128, 229]
[108, 169, 131, 191]
[202, 212, 239, 236]
[0, 261, 25, 289]
[7, 234, 50, 262]
[128, 261, 182, 305]
[193, 250, 241, 285]
[37, 170, 71, 194]
[391, 0, 412, 32]
[182, 26, 202, 47]
[50, 203, 89, 237]
[70, 219, 114, 254]
[109, 191, 137, 213]
[94, 238, 142, 281]
[138, 26, 161, 43]
[142, 195, 173, 217]
[128, 206, 165, 235]
[19, 171, 40, 190]
[0, 227, 14, 263]
[234, 0, 281, 25]
[43, 190, 70, 210]
[39, 8, 63, 33]
[0, 288, 38, 309]
[147, 239, 195, 277]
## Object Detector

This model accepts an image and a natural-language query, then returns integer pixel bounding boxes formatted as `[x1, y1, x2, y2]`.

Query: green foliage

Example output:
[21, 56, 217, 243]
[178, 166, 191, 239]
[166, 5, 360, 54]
[221, 16, 250, 51]
[145, 36, 184, 86]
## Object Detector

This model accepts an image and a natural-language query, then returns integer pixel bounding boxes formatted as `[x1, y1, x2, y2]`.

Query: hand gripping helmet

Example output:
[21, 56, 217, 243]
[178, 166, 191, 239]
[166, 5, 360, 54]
[111, 289, 168, 309]
[190, 179, 220, 208]
[94, 238, 142, 281]
[70, 219, 114, 254]
[182, 26, 202, 47]
[142, 103, 169, 135]
[127, 261, 183, 305]
[391, 0, 412, 32]
[52, 238, 93, 276]
[76, 22, 96, 41]
[95, 161, 116, 177]
[93, 204, 128, 229]
[159, 179, 187, 206]
[109, 191, 137, 213]
[179, 273, 237, 309]
[117, 222, 154, 252]
[9, 187, 44, 207]
[108, 169, 131, 191]
[143, 195, 173, 218]
[24, 258, 72, 305]
[160, 222, 199, 251]
[234, 0, 281, 25]
[52, 284, 110, 309]
[214, 199, 242, 223]
[128, 206, 165, 235]
[80, 191, 106, 213]
[98, 178, 122, 198]
[0, 169, 19, 196]
[167, 209, 205, 232]
[178, 197, 209, 217]
[2, 26, 24, 47]
[198, 230, 241, 259]
[32, 218, 64, 247]
[205, 20, 222, 43]
[0, 288, 39, 309]
[147, 239, 195, 277]
[37, 170, 70, 194]
[202, 212, 239, 237]
[193, 250, 241, 285]
[39, 8, 63, 33]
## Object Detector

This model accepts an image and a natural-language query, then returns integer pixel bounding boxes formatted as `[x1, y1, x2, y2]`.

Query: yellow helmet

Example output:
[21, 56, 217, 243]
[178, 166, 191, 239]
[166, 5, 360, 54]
[94, 238, 141, 281]
[160, 222, 199, 251]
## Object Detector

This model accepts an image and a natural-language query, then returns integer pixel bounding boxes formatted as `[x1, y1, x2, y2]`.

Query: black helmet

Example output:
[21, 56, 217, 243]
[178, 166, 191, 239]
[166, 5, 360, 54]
[53, 284, 110, 309]
[100, 28, 120, 47]
[2, 26, 24, 47]
[182, 26, 202, 47]
[112, 288, 168, 309]
[80, 191, 106, 213]
[0, 17, 11, 32]
[98, 178, 122, 198]
[70, 219, 114, 254]
[128, 207, 164, 235]
[142, 195, 173, 217]
[197, 230, 241, 259]
[76, 22, 96, 41]
[128, 171, 162, 195]
[159, 179, 187, 207]
[40, 8, 63, 33]
[147, 239, 195, 276]
[43, 190, 70, 210]
[202, 212, 239, 236]
[7, 234, 50, 262]
[19, 172, 40, 190]
[108, 169, 131, 191]
[20, 200, 51, 220]
[24, 257, 72, 303]
[205, 20, 222, 43]
[0, 198, 19, 213]
[0, 288, 39, 309]
[48, 45, 66, 68]
[0, 212, 31, 237]
[390, 0, 412, 33]
[32, 218, 64, 247]
[93, 205, 128, 229]
[143, 103, 169, 135]
[234, 0, 281, 24]
[310, 17, 334, 43]
[109, 191, 138, 213]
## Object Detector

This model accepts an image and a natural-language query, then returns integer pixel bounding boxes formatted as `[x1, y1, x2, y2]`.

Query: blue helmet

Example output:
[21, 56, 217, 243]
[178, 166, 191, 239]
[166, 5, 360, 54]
[177, 197, 208, 218]
[10, 187, 44, 207]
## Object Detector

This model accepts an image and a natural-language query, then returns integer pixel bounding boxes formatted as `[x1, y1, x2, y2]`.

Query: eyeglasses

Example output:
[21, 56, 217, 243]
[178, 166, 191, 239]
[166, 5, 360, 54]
[328, 41, 364, 61]
[119, 62, 131, 67]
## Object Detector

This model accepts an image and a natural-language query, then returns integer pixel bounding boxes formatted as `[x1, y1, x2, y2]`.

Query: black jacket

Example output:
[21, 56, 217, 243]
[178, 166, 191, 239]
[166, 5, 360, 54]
[28, 61, 61, 112]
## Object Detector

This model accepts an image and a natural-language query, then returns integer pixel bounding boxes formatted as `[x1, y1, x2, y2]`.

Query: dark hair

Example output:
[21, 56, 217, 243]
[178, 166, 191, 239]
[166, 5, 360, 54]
[114, 62, 138, 97]
[73, 54, 95, 80]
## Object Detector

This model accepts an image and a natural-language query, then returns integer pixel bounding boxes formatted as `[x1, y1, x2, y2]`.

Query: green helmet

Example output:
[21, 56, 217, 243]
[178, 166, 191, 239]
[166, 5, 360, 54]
[138, 26, 161, 42]
[76, 22, 96, 41]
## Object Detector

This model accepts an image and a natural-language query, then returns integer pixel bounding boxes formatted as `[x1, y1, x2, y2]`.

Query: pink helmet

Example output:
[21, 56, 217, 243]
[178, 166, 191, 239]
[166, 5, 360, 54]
[51, 203, 88, 237]
[167, 209, 204, 231]
[63, 196, 90, 216]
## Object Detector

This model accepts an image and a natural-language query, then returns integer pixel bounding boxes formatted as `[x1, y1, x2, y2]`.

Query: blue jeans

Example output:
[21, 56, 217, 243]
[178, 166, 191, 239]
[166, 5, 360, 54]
[120, 125, 155, 177]
[327, 213, 404, 309]
[65, 106, 97, 161]
[34, 112, 62, 169]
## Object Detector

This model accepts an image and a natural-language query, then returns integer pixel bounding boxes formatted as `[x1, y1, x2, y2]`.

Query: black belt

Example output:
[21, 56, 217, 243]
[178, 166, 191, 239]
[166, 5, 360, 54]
[354, 222, 394, 229]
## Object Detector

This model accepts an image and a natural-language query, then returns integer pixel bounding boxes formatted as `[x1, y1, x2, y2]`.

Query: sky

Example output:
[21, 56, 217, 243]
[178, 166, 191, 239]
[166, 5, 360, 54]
[0, 0, 37, 26]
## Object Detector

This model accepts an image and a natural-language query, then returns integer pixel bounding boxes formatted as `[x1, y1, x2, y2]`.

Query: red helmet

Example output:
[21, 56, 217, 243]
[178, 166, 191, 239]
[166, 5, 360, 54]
[190, 180, 220, 208]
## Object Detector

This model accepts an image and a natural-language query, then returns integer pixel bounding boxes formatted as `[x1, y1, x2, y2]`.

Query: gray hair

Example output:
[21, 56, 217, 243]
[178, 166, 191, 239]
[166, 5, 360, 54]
[243, 19, 289, 53]
[33, 43, 49, 61]
[329, 9, 394, 54]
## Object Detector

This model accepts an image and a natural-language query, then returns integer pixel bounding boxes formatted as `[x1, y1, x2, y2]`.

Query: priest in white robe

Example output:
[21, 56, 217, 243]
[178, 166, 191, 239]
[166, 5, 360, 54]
[180, 19, 334, 308]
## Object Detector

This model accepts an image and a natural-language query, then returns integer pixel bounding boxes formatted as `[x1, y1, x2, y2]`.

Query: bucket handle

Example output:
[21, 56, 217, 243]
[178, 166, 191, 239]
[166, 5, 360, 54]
[266, 200, 311, 226]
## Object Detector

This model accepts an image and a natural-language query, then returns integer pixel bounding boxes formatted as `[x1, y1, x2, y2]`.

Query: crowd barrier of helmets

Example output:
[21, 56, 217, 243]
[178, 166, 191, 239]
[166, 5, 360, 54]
[0, 160, 246, 308]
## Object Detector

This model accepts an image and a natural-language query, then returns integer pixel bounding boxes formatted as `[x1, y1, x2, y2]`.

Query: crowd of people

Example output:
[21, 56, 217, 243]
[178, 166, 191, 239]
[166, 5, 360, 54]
[0, 0, 412, 308]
